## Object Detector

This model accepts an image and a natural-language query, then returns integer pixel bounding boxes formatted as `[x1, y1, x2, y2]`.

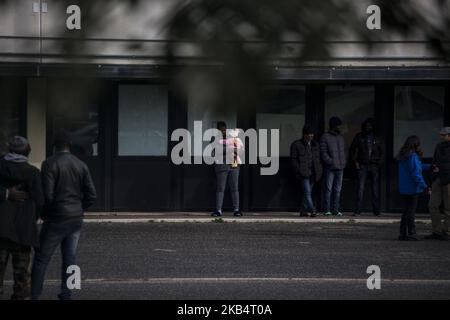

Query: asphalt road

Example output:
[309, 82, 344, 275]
[2, 221, 450, 300]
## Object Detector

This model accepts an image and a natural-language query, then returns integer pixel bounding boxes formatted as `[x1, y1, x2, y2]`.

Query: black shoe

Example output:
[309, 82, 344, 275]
[353, 212, 361, 217]
[373, 211, 381, 216]
[233, 210, 243, 217]
[310, 212, 317, 218]
[300, 212, 311, 217]
[211, 211, 222, 217]
[398, 235, 407, 241]
[405, 235, 420, 241]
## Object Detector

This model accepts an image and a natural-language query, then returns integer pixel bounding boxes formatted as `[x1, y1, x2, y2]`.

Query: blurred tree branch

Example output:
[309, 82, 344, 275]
[0, 0, 448, 111]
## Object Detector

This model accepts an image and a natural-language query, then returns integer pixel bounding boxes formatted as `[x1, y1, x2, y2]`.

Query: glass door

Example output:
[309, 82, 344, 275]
[112, 83, 172, 211]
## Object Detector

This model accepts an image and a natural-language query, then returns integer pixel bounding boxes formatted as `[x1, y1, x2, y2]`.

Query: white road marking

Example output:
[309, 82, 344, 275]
[5, 278, 450, 285]
[154, 249, 176, 252]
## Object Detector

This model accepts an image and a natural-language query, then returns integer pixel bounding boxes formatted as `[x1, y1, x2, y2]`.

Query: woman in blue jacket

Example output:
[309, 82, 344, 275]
[397, 136, 431, 240]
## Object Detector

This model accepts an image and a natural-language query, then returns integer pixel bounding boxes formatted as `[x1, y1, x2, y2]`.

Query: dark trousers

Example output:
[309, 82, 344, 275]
[31, 218, 83, 300]
[356, 164, 381, 214]
[216, 167, 240, 212]
[0, 238, 32, 300]
[400, 195, 419, 236]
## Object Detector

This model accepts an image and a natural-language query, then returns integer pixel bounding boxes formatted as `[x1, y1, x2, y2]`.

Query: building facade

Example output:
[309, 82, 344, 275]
[1, 0, 449, 213]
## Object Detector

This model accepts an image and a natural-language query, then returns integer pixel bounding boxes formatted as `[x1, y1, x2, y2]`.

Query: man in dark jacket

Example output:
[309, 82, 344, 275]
[31, 131, 97, 300]
[291, 124, 323, 217]
[349, 118, 384, 216]
[320, 117, 346, 216]
[426, 127, 450, 240]
[0, 136, 44, 300]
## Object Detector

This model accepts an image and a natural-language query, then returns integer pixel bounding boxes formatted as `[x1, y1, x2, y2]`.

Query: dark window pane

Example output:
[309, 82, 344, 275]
[48, 79, 101, 158]
[118, 85, 168, 156]
[0, 79, 22, 155]
[394, 86, 444, 158]
[325, 86, 375, 153]
[188, 86, 237, 158]
[256, 87, 306, 157]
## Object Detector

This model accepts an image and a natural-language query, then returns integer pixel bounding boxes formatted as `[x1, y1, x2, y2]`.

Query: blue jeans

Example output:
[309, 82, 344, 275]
[31, 218, 83, 300]
[323, 169, 344, 214]
[301, 178, 315, 213]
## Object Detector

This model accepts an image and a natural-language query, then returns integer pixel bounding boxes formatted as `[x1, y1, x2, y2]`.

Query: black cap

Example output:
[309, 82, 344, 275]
[329, 116, 343, 129]
[302, 124, 315, 135]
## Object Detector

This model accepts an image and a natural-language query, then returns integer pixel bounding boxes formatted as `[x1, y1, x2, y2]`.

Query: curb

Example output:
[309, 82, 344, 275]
[83, 217, 432, 224]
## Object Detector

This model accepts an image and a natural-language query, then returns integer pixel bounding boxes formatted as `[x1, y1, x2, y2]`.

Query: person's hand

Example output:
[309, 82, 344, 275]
[425, 187, 432, 196]
[355, 162, 360, 170]
[8, 187, 29, 202]
[433, 165, 440, 173]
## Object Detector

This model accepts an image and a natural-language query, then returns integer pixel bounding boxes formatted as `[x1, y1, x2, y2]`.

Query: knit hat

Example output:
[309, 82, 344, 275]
[329, 117, 343, 129]
[8, 136, 30, 155]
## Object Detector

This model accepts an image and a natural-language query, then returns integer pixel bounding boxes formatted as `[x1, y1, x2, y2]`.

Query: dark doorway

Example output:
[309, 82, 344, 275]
[46, 78, 109, 211]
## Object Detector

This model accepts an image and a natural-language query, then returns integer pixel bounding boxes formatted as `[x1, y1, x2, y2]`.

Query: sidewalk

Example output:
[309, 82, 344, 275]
[84, 212, 432, 224]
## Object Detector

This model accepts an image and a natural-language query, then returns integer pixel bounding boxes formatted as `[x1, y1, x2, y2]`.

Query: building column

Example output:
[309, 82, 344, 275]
[27, 78, 47, 169]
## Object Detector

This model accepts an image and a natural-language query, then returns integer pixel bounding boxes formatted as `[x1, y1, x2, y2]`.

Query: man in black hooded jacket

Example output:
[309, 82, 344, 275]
[349, 118, 383, 216]
[291, 124, 323, 216]
[0, 136, 44, 300]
